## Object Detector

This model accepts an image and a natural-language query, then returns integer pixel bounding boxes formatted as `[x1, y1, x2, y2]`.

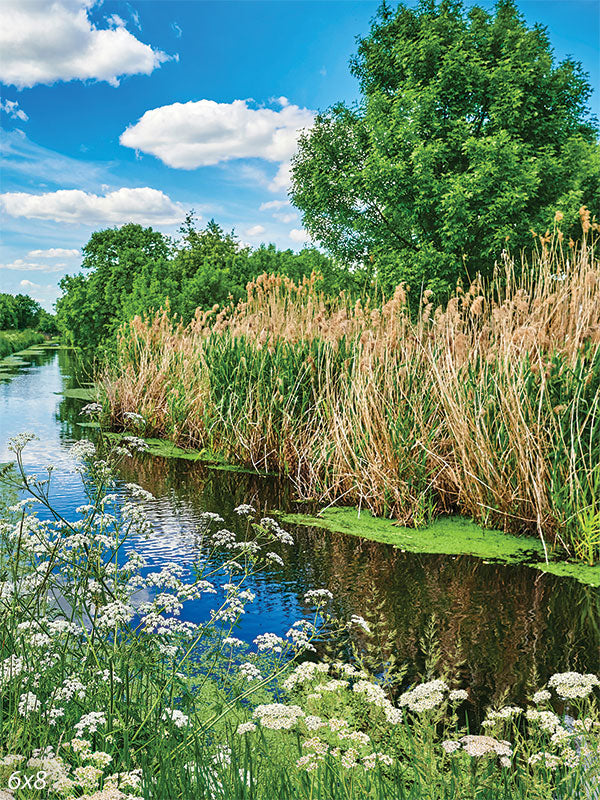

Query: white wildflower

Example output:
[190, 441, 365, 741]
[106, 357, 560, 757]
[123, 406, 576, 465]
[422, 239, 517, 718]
[239, 662, 262, 682]
[162, 708, 189, 728]
[236, 722, 257, 735]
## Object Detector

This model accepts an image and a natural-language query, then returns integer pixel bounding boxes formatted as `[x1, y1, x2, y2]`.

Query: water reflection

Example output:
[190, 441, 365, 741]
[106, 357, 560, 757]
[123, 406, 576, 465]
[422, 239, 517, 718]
[0, 348, 598, 713]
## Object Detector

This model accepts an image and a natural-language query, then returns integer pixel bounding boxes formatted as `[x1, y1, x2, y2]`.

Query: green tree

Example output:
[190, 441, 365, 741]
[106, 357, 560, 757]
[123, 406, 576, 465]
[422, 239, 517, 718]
[0, 294, 17, 330]
[56, 224, 170, 347]
[0, 293, 42, 330]
[172, 216, 251, 321]
[291, 0, 599, 296]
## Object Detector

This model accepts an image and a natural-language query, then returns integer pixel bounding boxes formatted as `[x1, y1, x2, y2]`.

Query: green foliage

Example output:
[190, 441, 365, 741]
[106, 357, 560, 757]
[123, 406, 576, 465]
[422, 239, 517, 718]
[36, 309, 59, 336]
[56, 215, 347, 349]
[0, 329, 44, 359]
[290, 0, 600, 297]
[0, 293, 42, 330]
[56, 223, 171, 349]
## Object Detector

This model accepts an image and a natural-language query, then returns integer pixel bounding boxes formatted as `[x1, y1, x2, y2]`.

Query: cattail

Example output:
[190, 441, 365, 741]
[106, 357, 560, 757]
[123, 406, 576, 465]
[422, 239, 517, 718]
[580, 206, 591, 235]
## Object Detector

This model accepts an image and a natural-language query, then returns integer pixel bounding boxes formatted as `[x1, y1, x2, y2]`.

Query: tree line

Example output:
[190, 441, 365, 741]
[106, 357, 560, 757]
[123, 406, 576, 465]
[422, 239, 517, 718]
[0, 292, 57, 335]
[56, 215, 361, 349]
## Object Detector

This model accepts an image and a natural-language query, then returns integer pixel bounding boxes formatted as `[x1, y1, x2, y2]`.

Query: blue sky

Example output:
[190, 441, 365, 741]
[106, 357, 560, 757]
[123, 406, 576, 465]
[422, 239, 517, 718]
[1, 0, 599, 309]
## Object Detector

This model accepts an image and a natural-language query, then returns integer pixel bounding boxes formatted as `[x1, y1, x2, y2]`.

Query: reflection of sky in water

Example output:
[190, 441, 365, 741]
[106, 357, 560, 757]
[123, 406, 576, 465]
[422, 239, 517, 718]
[0, 351, 308, 644]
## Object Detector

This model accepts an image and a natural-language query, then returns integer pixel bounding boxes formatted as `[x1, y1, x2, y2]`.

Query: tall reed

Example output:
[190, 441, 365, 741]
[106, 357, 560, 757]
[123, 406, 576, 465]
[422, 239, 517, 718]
[103, 224, 600, 563]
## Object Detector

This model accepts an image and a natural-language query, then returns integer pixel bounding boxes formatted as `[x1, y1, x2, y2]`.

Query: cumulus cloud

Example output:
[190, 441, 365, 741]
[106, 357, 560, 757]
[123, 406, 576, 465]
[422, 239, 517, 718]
[0, 259, 65, 273]
[245, 225, 266, 237]
[274, 212, 297, 224]
[289, 228, 311, 244]
[259, 199, 290, 212]
[27, 248, 80, 258]
[0, 187, 185, 226]
[1, 99, 28, 121]
[0, 0, 173, 88]
[120, 98, 314, 171]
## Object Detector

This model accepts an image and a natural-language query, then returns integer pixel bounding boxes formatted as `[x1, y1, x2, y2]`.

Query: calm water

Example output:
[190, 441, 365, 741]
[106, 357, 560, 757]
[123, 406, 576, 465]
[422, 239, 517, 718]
[1, 347, 599, 711]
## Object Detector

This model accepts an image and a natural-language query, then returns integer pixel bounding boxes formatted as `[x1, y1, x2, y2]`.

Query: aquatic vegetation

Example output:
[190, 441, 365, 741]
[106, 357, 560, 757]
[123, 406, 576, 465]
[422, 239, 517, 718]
[0, 431, 599, 798]
[104, 230, 600, 563]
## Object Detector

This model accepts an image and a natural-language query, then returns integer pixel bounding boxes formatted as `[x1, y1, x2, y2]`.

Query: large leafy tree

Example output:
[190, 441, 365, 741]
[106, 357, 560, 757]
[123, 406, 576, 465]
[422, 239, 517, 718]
[291, 0, 599, 295]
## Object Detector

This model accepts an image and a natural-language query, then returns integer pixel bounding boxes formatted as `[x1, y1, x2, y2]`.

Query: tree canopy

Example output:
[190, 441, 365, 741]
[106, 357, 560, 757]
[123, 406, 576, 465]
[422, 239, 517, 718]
[0, 293, 43, 331]
[290, 0, 599, 295]
[56, 216, 354, 349]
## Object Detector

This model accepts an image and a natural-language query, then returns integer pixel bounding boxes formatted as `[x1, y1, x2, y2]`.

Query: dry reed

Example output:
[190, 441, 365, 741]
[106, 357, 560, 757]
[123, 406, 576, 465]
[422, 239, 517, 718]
[103, 222, 600, 563]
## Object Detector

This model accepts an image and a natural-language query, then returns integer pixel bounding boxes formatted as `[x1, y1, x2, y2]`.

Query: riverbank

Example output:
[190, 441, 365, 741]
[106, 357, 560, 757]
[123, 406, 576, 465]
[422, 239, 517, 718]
[0, 328, 44, 360]
[102, 241, 600, 565]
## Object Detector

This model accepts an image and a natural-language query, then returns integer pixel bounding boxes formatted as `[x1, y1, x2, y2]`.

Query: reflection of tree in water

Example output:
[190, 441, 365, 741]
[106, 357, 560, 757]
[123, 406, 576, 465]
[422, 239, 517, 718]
[56, 349, 97, 441]
[293, 527, 600, 711]
[116, 452, 293, 521]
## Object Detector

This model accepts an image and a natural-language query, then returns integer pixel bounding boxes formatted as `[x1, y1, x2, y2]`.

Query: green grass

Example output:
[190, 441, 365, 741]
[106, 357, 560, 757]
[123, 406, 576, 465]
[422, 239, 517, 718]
[0, 329, 44, 360]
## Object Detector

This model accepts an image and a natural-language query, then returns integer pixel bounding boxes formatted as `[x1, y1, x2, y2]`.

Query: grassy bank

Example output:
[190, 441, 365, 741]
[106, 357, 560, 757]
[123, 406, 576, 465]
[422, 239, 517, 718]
[0, 329, 44, 359]
[103, 234, 600, 564]
[1, 434, 598, 800]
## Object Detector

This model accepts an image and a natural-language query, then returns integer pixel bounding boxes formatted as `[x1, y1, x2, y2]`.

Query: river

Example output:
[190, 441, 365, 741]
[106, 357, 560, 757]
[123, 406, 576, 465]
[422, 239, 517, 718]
[1, 345, 598, 713]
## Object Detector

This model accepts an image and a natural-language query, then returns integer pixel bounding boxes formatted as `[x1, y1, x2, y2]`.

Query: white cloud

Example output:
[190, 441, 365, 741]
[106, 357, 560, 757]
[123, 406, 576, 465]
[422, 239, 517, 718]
[245, 225, 266, 237]
[289, 228, 311, 244]
[0, 0, 173, 88]
[171, 21, 183, 38]
[0, 259, 65, 273]
[1, 99, 28, 121]
[27, 248, 80, 258]
[259, 199, 291, 212]
[20, 279, 39, 289]
[120, 98, 314, 170]
[0, 187, 186, 226]
[274, 212, 297, 224]
[269, 162, 294, 192]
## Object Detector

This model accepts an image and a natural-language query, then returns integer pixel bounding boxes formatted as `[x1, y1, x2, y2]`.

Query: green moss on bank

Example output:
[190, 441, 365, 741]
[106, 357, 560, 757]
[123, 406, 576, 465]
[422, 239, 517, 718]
[99, 431, 274, 475]
[279, 508, 600, 587]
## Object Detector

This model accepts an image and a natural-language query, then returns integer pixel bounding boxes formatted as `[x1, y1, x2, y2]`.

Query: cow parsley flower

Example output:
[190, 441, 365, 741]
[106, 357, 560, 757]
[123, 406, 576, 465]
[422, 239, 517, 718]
[228, 721, 254, 739]
[18, 691, 41, 715]
[532, 689, 552, 704]
[398, 680, 449, 713]
[234, 504, 255, 516]
[548, 672, 600, 700]
[239, 663, 262, 682]
[162, 708, 189, 728]
[253, 703, 304, 730]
